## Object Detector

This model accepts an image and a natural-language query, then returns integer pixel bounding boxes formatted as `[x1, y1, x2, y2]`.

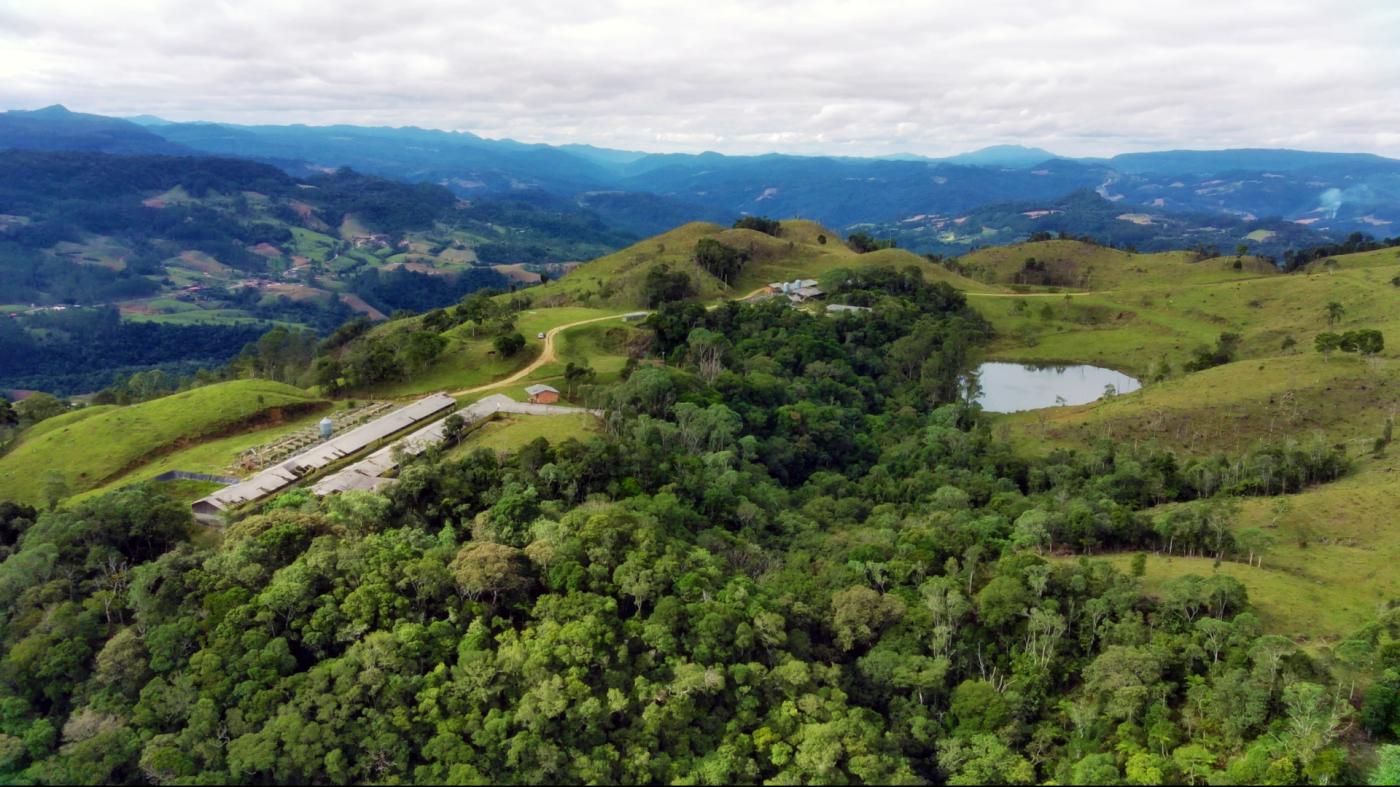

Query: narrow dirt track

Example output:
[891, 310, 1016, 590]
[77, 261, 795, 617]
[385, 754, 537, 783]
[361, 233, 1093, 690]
[450, 313, 633, 396]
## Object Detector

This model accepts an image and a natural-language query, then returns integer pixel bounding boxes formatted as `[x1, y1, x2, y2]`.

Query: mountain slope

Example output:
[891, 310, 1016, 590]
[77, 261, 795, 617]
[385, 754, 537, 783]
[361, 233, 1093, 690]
[524, 219, 995, 309]
[0, 105, 190, 155]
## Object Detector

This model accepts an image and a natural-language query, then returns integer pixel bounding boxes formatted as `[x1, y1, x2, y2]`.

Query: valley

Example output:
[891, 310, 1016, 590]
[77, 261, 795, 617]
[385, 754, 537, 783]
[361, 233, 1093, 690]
[8, 221, 1397, 661]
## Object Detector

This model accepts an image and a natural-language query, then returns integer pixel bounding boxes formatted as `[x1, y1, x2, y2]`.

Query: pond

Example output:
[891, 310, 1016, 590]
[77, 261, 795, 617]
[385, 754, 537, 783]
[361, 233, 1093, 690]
[972, 362, 1141, 413]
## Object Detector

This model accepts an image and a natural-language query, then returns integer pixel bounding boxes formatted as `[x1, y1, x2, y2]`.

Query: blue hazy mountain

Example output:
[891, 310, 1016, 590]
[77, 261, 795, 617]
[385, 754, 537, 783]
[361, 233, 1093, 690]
[5, 105, 1399, 241]
[0, 105, 189, 155]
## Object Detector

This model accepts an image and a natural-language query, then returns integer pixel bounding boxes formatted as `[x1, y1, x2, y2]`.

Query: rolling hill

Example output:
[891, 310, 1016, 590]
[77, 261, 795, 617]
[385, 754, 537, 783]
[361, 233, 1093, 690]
[0, 379, 325, 504]
[522, 219, 996, 310]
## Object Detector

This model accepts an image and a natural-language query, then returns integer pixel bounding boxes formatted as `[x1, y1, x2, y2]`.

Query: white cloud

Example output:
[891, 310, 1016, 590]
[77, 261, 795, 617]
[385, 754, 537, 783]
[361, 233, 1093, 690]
[1, 0, 1398, 157]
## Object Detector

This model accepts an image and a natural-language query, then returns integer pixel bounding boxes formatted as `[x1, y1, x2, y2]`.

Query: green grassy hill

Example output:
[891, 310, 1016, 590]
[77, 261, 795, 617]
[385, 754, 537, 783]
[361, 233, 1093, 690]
[976, 242, 1400, 646]
[969, 243, 1400, 376]
[997, 354, 1400, 456]
[956, 239, 1280, 290]
[1077, 448, 1400, 644]
[522, 220, 996, 309]
[0, 380, 325, 504]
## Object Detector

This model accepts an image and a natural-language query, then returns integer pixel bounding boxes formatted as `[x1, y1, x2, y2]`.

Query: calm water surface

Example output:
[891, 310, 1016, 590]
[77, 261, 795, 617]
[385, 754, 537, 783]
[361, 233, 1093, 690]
[973, 362, 1141, 413]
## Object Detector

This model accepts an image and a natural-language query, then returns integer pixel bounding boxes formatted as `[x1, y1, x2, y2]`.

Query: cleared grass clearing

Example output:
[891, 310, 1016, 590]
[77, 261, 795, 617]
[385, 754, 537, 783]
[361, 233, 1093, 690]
[13, 405, 118, 443]
[447, 413, 600, 458]
[536, 321, 639, 380]
[72, 407, 336, 503]
[972, 250, 1400, 375]
[1307, 246, 1400, 271]
[367, 307, 631, 398]
[0, 380, 324, 505]
[956, 239, 1280, 290]
[995, 354, 1400, 456]
[1080, 552, 1368, 642]
[1075, 450, 1400, 644]
[290, 227, 338, 262]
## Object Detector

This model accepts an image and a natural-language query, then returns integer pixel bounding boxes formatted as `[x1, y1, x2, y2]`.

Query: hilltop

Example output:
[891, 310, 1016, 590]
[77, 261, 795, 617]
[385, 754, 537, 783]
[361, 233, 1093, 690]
[521, 219, 995, 309]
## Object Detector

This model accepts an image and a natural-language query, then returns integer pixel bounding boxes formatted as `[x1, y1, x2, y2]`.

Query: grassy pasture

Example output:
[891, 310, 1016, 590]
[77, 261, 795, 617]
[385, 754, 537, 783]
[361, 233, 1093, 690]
[521, 220, 995, 309]
[447, 413, 601, 458]
[995, 354, 1400, 456]
[982, 244, 1400, 645]
[0, 380, 324, 504]
[969, 244, 1400, 376]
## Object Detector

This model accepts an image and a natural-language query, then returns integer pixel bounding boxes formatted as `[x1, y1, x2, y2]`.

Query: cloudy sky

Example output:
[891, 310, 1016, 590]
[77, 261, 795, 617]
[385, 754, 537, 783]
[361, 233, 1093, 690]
[2, 0, 1399, 158]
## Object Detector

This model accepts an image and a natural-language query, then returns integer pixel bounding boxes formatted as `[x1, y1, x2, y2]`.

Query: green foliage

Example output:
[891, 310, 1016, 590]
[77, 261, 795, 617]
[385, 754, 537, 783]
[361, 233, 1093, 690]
[732, 216, 782, 236]
[13, 394, 67, 427]
[643, 263, 696, 307]
[492, 332, 526, 357]
[846, 231, 897, 254]
[0, 282, 1381, 785]
[1184, 331, 1241, 372]
[1370, 744, 1400, 786]
[693, 238, 749, 285]
[1316, 329, 1384, 359]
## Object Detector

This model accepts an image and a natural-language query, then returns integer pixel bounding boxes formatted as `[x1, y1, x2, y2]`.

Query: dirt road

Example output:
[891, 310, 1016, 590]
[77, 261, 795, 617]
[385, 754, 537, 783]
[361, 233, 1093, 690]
[450, 313, 636, 396]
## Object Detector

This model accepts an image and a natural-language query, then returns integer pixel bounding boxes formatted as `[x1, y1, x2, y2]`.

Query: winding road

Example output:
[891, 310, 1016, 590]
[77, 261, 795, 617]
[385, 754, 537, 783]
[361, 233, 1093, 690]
[450, 313, 642, 396]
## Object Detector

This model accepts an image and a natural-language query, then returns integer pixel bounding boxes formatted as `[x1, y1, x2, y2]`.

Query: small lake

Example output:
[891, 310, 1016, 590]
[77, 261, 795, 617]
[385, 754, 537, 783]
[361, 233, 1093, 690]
[972, 362, 1141, 413]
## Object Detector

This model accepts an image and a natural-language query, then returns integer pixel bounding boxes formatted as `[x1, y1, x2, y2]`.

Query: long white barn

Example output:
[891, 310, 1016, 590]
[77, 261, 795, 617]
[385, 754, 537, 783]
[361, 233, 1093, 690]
[191, 392, 457, 518]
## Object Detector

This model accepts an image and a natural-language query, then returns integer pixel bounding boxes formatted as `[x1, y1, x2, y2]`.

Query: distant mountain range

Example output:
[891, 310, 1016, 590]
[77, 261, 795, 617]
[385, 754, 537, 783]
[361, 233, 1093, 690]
[4, 104, 1400, 256]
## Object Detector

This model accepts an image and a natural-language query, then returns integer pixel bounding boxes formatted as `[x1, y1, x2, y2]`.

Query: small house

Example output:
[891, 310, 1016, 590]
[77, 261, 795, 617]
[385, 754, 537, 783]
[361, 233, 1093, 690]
[525, 384, 560, 404]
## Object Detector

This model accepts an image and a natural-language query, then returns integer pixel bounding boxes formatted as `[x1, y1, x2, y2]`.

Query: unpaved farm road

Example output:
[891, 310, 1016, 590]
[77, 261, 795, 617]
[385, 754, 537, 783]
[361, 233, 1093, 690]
[446, 281, 913, 398]
[447, 288, 776, 398]
[450, 313, 638, 397]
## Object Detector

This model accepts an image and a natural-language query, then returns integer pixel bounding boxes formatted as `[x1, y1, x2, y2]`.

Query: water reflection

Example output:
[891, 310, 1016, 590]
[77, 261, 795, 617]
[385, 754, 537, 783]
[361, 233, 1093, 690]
[972, 362, 1141, 413]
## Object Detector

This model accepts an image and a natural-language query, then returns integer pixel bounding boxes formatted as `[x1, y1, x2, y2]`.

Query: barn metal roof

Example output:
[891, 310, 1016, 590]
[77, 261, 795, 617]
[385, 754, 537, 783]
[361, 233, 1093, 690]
[192, 392, 457, 513]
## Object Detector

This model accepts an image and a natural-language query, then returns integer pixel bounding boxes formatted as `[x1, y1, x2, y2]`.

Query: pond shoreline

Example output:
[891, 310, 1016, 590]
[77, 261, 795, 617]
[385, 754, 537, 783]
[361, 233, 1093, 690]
[972, 361, 1142, 413]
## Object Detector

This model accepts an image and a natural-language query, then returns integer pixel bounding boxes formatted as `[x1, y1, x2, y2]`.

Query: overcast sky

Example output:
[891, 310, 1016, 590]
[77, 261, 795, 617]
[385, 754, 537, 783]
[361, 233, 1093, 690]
[2, 0, 1399, 158]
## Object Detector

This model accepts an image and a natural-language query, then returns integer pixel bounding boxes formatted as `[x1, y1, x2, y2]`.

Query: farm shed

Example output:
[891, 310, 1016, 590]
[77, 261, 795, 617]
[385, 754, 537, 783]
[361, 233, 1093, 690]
[191, 392, 456, 517]
[525, 384, 561, 404]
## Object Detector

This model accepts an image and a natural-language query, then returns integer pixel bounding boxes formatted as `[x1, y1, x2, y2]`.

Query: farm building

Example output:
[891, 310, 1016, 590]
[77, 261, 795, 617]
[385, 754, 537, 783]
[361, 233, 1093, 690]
[766, 278, 818, 294]
[190, 392, 456, 518]
[312, 406, 461, 495]
[526, 384, 560, 404]
[826, 304, 871, 314]
[766, 278, 824, 303]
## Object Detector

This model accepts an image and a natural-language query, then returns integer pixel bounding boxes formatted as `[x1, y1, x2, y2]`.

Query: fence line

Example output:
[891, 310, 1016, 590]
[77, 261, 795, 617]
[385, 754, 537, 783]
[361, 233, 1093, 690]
[153, 470, 240, 485]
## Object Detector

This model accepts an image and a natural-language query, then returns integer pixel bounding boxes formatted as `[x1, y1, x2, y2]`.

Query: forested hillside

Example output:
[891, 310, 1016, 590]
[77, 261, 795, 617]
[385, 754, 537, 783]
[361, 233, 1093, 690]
[0, 270, 1390, 784]
[0, 151, 642, 392]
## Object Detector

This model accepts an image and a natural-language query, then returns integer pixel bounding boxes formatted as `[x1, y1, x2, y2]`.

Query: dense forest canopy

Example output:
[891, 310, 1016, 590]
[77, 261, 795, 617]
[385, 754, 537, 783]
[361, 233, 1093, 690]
[0, 267, 1392, 784]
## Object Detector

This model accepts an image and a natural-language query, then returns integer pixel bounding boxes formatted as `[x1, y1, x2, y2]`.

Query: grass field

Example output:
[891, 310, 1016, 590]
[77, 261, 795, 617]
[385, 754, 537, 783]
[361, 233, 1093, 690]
[968, 242, 1400, 645]
[364, 306, 629, 398]
[0, 380, 325, 505]
[447, 413, 601, 458]
[521, 220, 997, 310]
[956, 240, 1281, 290]
[1073, 448, 1400, 645]
[290, 227, 338, 262]
[71, 407, 337, 503]
[14, 404, 118, 442]
[995, 354, 1400, 456]
[968, 243, 1400, 376]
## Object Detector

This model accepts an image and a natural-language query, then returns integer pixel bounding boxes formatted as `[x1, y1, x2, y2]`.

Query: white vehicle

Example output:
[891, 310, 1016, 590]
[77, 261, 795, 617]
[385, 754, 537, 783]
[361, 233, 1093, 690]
[537, 332, 546, 339]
